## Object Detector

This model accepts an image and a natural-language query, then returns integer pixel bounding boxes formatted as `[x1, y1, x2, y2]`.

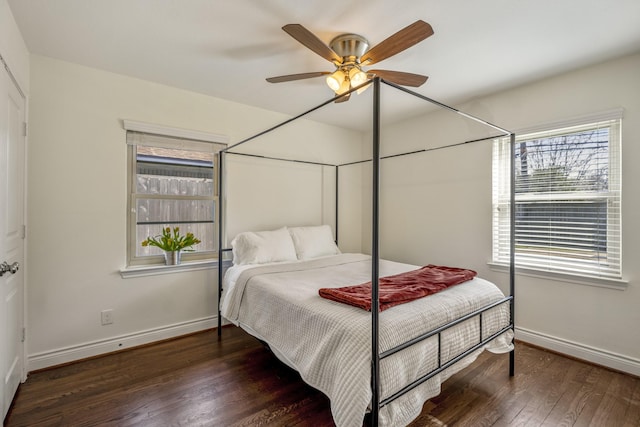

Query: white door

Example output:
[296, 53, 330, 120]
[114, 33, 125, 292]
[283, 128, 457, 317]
[0, 65, 26, 421]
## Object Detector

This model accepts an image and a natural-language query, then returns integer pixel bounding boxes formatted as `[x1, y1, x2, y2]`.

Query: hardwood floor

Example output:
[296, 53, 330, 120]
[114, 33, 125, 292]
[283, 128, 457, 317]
[5, 326, 639, 426]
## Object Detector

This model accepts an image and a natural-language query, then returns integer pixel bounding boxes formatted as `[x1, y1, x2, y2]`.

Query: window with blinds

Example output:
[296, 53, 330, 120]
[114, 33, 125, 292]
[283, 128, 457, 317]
[125, 125, 226, 266]
[492, 115, 622, 280]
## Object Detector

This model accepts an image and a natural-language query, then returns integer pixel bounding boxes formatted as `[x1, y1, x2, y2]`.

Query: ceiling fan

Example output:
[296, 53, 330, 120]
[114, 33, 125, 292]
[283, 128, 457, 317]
[266, 20, 434, 102]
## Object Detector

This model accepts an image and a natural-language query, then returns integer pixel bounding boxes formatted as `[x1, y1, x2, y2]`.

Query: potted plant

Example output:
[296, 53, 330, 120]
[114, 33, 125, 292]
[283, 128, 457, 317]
[141, 227, 201, 265]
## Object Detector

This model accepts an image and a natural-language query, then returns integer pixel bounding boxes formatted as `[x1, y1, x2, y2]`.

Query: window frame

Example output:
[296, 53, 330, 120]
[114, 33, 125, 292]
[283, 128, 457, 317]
[491, 110, 624, 286]
[123, 120, 228, 270]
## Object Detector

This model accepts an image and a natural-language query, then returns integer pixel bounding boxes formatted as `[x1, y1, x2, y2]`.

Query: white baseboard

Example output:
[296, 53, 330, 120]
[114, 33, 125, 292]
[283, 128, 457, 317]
[515, 326, 640, 377]
[27, 316, 219, 372]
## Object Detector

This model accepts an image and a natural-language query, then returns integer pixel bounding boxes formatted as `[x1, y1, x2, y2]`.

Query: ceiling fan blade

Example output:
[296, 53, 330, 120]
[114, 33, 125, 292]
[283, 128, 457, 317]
[266, 71, 331, 83]
[335, 92, 351, 103]
[360, 20, 434, 65]
[369, 70, 428, 87]
[282, 24, 342, 64]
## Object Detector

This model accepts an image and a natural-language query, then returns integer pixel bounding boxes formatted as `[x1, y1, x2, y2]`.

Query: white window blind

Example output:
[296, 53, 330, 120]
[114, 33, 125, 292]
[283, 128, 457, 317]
[493, 115, 622, 280]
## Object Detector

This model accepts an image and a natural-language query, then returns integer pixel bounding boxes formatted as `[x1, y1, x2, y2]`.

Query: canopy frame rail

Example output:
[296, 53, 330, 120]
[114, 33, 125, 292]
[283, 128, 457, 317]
[338, 134, 509, 168]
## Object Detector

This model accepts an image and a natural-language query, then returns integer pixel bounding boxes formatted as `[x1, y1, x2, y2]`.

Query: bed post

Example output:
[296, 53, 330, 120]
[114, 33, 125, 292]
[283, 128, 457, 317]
[509, 132, 516, 376]
[370, 77, 382, 427]
[217, 150, 225, 338]
[335, 165, 339, 246]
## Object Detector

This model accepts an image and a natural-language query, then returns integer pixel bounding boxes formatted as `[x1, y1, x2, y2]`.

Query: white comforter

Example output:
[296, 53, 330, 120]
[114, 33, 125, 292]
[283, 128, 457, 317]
[221, 253, 513, 427]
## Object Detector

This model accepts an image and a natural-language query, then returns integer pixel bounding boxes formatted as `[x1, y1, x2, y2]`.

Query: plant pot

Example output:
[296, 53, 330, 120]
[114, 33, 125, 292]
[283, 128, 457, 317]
[164, 250, 181, 265]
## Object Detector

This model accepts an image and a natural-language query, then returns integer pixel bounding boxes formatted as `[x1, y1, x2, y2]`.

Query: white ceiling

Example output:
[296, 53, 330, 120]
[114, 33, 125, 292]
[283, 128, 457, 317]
[8, 0, 640, 131]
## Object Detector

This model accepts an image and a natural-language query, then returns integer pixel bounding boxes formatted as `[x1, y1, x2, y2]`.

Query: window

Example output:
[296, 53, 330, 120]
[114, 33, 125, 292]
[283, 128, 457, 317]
[125, 122, 226, 267]
[493, 114, 622, 281]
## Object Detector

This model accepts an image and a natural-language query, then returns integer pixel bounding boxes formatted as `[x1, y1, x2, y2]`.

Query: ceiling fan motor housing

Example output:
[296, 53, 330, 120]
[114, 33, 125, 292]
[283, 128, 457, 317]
[329, 34, 369, 64]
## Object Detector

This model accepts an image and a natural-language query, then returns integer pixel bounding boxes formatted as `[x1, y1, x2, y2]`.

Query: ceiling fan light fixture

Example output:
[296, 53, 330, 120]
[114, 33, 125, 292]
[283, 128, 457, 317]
[335, 77, 351, 95]
[326, 69, 345, 91]
[349, 67, 368, 88]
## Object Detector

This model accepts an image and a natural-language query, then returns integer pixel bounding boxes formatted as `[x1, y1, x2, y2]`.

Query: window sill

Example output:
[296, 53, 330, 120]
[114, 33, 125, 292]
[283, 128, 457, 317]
[120, 259, 231, 279]
[487, 262, 628, 290]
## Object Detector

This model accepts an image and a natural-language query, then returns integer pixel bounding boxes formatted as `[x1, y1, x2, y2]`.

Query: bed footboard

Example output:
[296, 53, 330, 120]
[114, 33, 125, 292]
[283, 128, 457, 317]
[378, 295, 514, 408]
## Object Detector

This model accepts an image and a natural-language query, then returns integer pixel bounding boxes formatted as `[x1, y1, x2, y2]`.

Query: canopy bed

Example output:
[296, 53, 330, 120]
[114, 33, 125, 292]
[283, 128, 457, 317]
[216, 78, 516, 427]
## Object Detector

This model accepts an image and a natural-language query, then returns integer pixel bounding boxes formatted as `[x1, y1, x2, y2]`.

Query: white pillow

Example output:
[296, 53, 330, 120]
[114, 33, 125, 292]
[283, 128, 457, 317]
[231, 227, 298, 265]
[288, 225, 341, 260]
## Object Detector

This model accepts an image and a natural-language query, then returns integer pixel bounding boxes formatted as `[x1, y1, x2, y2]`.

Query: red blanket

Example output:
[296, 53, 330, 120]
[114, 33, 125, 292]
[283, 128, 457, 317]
[318, 264, 477, 311]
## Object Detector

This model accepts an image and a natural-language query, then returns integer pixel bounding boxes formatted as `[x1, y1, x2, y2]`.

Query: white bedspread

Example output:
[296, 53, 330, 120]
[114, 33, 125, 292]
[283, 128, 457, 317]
[221, 253, 513, 427]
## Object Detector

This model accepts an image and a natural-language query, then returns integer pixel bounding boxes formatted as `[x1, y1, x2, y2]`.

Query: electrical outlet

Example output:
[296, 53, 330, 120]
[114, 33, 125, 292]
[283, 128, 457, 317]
[101, 309, 114, 325]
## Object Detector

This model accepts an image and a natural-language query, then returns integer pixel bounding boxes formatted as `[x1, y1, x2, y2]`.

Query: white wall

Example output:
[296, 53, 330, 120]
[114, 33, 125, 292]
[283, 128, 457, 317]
[371, 53, 640, 374]
[223, 106, 365, 244]
[0, 0, 29, 92]
[25, 55, 363, 370]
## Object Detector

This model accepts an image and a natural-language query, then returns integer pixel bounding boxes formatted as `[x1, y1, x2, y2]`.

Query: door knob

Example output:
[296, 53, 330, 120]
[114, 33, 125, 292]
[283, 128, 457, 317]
[0, 261, 19, 277]
[0, 262, 8, 277]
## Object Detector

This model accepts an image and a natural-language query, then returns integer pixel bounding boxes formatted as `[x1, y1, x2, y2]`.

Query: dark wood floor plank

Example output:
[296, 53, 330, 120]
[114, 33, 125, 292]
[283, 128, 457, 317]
[449, 355, 525, 426]
[417, 349, 510, 425]
[572, 363, 616, 426]
[5, 327, 639, 427]
[510, 355, 574, 425]
[588, 371, 637, 427]
[622, 380, 640, 427]
[492, 344, 562, 426]
[425, 353, 502, 425]
[536, 362, 595, 427]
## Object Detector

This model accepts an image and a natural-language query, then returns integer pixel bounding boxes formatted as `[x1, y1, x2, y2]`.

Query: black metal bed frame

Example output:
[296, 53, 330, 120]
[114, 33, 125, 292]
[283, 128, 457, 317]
[216, 78, 516, 426]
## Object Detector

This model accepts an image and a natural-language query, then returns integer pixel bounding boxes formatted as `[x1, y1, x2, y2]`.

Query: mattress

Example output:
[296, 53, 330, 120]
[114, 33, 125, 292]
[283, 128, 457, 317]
[221, 253, 513, 427]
